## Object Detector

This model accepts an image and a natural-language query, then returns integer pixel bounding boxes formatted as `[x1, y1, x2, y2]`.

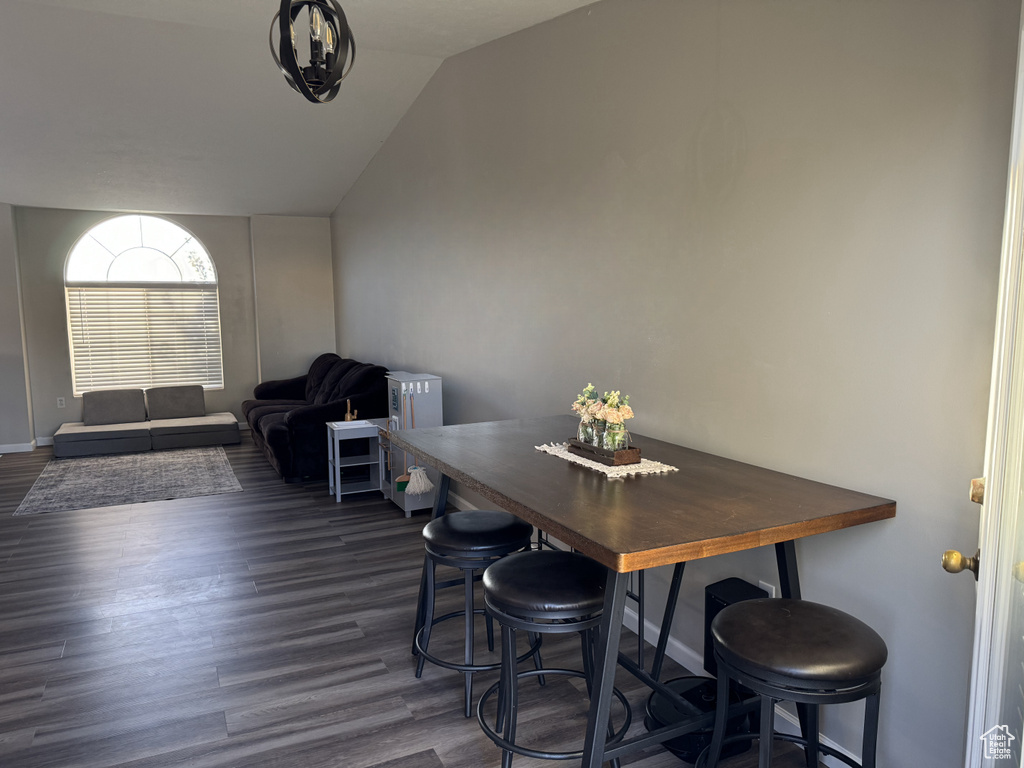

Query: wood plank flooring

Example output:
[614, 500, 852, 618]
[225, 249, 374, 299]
[0, 437, 813, 767]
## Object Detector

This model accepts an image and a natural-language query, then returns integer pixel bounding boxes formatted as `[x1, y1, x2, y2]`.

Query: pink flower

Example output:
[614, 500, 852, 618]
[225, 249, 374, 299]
[602, 407, 624, 424]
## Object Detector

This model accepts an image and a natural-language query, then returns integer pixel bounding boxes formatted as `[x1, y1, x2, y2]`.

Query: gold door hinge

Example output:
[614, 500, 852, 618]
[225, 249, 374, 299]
[970, 477, 985, 505]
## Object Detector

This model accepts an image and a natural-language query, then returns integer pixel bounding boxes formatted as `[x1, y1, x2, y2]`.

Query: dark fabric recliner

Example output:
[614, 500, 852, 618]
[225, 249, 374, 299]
[242, 353, 388, 482]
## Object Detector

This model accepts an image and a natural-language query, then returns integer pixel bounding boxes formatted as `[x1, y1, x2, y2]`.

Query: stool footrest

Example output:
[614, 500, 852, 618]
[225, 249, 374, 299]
[476, 668, 633, 762]
[414, 610, 540, 674]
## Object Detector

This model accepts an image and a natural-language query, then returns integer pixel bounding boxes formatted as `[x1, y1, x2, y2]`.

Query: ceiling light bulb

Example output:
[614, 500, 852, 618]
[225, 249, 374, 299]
[323, 23, 336, 54]
[309, 6, 325, 42]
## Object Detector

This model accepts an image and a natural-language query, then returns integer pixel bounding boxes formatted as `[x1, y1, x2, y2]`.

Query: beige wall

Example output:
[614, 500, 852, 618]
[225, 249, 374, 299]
[251, 215, 336, 383]
[14, 208, 261, 439]
[331, 0, 1017, 763]
[7, 209, 335, 443]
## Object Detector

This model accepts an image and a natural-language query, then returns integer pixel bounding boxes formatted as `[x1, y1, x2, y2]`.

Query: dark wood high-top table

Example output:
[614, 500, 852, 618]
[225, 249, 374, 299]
[389, 415, 896, 767]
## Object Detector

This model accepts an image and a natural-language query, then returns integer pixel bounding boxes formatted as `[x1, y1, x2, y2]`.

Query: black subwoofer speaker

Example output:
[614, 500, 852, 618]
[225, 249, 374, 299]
[643, 578, 769, 763]
[704, 577, 769, 676]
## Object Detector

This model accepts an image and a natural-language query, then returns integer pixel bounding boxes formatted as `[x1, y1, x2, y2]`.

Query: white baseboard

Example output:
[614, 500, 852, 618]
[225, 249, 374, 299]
[0, 441, 36, 453]
[622, 602, 705, 673]
[773, 710, 854, 767]
[448, 489, 477, 511]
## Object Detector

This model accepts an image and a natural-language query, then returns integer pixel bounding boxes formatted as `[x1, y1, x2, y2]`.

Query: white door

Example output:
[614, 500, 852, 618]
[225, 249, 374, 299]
[964, 8, 1024, 766]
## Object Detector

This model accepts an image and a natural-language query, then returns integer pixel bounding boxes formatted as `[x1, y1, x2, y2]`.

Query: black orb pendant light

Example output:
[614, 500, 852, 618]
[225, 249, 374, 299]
[270, 0, 355, 103]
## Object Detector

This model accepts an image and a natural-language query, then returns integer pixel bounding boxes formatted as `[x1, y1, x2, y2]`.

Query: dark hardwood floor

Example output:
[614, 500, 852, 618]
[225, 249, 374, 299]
[0, 437, 813, 767]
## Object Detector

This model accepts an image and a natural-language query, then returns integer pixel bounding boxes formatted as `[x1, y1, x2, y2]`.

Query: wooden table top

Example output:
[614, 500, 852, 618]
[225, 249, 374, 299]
[388, 415, 896, 572]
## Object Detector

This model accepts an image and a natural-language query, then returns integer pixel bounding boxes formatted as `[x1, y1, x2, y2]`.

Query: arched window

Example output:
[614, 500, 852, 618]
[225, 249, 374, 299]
[64, 215, 224, 395]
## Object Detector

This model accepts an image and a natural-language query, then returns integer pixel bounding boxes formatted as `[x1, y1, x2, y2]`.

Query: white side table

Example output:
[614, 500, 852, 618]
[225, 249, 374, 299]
[327, 419, 386, 502]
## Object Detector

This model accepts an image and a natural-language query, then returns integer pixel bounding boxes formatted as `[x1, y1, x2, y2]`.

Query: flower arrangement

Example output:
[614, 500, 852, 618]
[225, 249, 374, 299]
[571, 384, 635, 450]
[572, 383, 601, 423]
[599, 390, 634, 425]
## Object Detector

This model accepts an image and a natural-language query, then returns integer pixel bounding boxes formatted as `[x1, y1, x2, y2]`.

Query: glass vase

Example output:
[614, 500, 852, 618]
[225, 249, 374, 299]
[603, 422, 629, 451]
[578, 420, 605, 446]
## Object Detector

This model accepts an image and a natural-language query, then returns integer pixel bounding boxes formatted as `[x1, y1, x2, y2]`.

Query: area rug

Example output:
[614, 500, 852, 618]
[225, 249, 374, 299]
[14, 446, 242, 515]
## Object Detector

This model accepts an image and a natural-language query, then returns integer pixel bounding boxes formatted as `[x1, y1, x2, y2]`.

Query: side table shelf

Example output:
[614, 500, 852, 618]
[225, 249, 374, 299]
[327, 419, 386, 502]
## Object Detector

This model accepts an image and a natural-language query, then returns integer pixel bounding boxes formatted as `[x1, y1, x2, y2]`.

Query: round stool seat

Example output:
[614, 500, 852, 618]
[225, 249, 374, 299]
[712, 598, 888, 691]
[484, 550, 606, 620]
[423, 510, 533, 557]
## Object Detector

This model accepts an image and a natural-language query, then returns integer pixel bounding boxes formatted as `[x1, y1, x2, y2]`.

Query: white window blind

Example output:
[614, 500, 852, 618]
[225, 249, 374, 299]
[66, 284, 224, 395]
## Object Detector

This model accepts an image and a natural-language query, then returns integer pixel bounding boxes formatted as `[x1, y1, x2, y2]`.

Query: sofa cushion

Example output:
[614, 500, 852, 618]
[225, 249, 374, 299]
[151, 429, 240, 451]
[149, 413, 240, 450]
[82, 389, 147, 426]
[242, 401, 303, 432]
[53, 435, 153, 458]
[329, 363, 387, 403]
[146, 385, 206, 420]
[312, 359, 358, 405]
[304, 353, 344, 402]
[241, 398, 304, 427]
[149, 412, 239, 436]
[54, 421, 151, 442]
[256, 410, 288, 434]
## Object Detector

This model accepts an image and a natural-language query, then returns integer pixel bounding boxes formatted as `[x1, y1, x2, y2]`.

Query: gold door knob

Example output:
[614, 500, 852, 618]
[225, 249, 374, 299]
[942, 549, 980, 580]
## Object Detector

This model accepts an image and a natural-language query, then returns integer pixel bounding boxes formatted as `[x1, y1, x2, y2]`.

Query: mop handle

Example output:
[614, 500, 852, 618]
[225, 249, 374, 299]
[408, 394, 416, 470]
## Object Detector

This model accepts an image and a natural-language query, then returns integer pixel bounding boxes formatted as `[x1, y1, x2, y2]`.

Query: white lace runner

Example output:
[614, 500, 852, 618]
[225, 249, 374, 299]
[535, 442, 679, 478]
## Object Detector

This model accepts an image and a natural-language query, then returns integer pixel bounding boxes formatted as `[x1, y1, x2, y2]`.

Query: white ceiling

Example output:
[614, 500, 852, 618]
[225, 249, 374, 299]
[0, 0, 596, 217]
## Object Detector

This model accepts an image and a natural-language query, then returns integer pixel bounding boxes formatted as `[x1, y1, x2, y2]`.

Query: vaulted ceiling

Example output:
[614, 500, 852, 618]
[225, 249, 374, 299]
[0, 1, 596, 217]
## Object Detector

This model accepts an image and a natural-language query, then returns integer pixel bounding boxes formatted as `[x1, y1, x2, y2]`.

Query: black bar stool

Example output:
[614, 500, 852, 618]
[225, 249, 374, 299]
[476, 549, 632, 767]
[698, 598, 887, 768]
[414, 509, 536, 717]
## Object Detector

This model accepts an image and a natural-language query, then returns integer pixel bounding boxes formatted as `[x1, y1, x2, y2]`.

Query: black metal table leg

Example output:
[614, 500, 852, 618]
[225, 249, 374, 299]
[412, 556, 430, 656]
[582, 569, 629, 768]
[637, 570, 645, 671]
[774, 540, 801, 600]
[626, 570, 646, 671]
[431, 473, 451, 520]
[651, 561, 686, 682]
[775, 540, 814, 767]
[413, 473, 452, 655]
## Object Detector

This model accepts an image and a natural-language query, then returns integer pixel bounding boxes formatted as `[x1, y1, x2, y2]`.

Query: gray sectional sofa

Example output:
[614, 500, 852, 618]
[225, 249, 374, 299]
[53, 385, 240, 458]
